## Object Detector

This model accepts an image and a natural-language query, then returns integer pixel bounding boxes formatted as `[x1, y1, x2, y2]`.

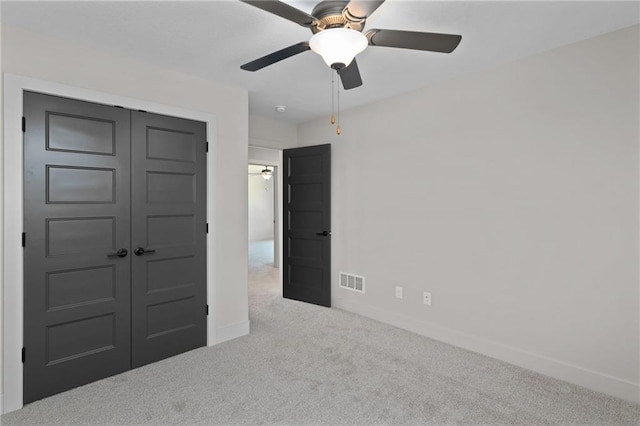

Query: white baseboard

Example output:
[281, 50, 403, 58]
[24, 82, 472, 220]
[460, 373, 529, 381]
[215, 320, 250, 345]
[332, 296, 640, 405]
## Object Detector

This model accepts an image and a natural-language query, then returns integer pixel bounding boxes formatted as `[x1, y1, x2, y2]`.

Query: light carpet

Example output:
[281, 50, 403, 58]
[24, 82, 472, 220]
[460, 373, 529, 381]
[2, 240, 638, 425]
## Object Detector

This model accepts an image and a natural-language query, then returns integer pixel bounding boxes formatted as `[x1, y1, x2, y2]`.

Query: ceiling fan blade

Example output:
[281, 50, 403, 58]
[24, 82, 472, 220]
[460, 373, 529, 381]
[240, 0, 317, 27]
[339, 59, 363, 90]
[366, 29, 462, 53]
[241, 42, 310, 71]
[343, 0, 386, 20]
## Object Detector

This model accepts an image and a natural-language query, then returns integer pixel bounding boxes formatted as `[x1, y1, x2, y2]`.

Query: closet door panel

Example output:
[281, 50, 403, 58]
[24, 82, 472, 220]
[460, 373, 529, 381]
[130, 111, 207, 368]
[23, 91, 132, 403]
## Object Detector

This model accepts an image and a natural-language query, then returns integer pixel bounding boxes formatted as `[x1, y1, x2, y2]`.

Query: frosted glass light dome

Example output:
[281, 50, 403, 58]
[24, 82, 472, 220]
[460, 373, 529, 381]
[309, 28, 368, 68]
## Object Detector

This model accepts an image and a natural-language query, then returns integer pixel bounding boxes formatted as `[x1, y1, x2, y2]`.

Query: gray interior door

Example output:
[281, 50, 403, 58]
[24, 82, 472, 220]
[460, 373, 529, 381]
[23, 92, 132, 403]
[23, 93, 208, 402]
[282, 144, 331, 307]
[130, 111, 208, 368]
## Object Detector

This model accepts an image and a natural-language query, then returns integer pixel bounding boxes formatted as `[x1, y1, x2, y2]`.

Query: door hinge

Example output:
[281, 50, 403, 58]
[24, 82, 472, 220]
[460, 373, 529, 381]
[22, 232, 26, 247]
[22, 347, 26, 363]
[206, 142, 209, 153]
[206, 223, 209, 234]
[22, 117, 26, 132]
[206, 305, 209, 316]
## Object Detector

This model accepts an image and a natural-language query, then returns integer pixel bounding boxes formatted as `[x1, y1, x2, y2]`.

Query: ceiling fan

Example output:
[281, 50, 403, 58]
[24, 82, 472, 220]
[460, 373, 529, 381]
[239, 0, 462, 89]
[249, 166, 274, 180]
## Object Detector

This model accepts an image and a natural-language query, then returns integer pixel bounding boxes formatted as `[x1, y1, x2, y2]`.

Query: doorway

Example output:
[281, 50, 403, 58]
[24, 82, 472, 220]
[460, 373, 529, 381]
[247, 146, 283, 302]
[248, 164, 277, 270]
[22, 91, 208, 403]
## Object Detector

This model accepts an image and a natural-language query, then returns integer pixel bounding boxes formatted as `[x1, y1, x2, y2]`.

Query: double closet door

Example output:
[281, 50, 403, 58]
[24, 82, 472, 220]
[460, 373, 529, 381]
[23, 92, 208, 403]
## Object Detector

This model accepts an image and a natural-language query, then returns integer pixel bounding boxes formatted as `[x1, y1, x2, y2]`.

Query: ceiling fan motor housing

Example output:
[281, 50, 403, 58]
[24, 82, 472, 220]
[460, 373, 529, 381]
[311, 0, 365, 33]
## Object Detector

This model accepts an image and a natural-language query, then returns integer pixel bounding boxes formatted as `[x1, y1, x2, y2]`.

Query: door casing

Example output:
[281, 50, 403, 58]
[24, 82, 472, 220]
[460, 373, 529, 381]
[2, 74, 218, 414]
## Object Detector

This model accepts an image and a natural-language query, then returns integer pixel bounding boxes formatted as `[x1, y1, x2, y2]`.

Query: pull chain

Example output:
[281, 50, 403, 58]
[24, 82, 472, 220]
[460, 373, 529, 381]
[336, 70, 341, 135]
[330, 70, 336, 125]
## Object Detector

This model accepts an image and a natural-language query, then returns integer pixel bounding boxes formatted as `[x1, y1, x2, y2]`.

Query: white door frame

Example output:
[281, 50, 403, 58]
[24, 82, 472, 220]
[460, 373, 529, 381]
[2, 73, 218, 414]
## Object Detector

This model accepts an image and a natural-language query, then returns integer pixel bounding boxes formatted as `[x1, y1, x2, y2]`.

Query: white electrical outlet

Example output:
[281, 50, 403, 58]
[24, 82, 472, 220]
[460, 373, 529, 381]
[423, 291, 431, 305]
[395, 286, 403, 299]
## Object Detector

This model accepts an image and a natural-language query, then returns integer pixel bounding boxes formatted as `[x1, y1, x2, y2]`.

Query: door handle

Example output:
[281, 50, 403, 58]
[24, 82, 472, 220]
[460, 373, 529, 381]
[315, 231, 331, 237]
[107, 248, 128, 258]
[134, 247, 156, 256]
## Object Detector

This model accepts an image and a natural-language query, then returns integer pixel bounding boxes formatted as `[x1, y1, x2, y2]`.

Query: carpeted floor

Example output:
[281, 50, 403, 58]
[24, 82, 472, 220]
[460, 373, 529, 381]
[2, 240, 638, 425]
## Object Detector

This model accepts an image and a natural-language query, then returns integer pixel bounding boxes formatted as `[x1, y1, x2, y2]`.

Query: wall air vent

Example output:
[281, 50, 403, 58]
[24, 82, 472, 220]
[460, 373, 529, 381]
[339, 272, 365, 293]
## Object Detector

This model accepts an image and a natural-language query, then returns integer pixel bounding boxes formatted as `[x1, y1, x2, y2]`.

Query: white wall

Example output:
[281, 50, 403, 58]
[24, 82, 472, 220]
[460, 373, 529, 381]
[297, 25, 640, 403]
[248, 145, 282, 163]
[249, 114, 297, 149]
[1, 25, 249, 410]
[248, 165, 275, 241]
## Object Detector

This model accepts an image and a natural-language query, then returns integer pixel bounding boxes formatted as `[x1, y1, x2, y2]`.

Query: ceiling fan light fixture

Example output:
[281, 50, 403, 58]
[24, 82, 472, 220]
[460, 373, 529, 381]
[309, 28, 368, 69]
[261, 167, 273, 180]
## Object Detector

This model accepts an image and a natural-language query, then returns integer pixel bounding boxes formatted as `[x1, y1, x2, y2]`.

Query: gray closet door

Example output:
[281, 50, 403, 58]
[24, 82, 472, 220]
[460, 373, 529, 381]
[23, 92, 132, 403]
[24, 93, 208, 403]
[130, 111, 208, 368]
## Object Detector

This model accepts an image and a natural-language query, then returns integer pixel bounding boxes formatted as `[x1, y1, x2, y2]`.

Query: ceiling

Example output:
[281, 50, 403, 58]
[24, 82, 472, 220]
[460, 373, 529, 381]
[2, 1, 638, 123]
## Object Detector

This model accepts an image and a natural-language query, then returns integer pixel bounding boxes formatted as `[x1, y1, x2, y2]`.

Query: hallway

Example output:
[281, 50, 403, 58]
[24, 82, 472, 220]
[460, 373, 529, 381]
[248, 239, 280, 303]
